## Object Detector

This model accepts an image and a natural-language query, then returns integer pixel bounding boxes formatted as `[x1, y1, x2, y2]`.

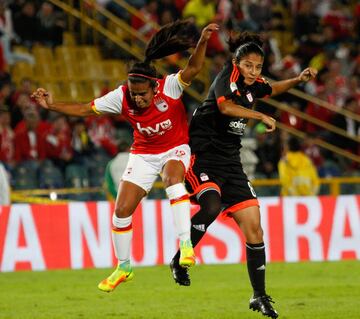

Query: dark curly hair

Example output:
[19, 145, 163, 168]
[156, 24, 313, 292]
[227, 31, 264, 63]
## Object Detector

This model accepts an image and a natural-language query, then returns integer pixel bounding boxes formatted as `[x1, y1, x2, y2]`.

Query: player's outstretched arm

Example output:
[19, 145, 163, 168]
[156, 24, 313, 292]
[180, 23, 219, 84]
[31, 88, 95, 117]
[270, 67, 318, 96]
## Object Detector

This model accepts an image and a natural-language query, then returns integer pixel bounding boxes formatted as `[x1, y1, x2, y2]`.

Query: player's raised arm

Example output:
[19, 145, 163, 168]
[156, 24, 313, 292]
[270, 67, 317, 96]
[180, 23, 219, 84]
[31, 88, 95, 117]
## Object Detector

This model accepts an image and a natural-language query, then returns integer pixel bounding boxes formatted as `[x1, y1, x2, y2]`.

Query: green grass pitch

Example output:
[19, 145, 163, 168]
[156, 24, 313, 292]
[0, 261, 359, 319]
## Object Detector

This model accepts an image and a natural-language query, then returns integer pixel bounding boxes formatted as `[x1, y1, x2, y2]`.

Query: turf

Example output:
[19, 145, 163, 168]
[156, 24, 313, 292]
[0, 261, 359, 319]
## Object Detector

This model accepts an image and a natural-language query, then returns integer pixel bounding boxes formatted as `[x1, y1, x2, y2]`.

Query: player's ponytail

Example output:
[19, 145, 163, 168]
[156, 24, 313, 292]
[128, 20, 196, 86]
[227, 31, 264, 63]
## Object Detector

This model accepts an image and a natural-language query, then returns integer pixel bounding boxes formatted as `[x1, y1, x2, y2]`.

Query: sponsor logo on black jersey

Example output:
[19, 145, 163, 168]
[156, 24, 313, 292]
[228, 120, 247, 135]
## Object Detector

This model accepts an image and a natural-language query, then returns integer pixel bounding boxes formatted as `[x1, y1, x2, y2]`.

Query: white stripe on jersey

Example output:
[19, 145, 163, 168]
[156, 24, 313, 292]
[163, 72, 185, 99]
[93, 86, 124, 114]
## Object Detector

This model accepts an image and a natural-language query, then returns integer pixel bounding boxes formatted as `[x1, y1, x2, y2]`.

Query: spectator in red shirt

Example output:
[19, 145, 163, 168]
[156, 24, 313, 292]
[14, 106, 47, 162]
[45, 114, 73, 170]
[85, 116, 118, 157]
[0, 105, 14, 166]
[131, 0, 158, 40]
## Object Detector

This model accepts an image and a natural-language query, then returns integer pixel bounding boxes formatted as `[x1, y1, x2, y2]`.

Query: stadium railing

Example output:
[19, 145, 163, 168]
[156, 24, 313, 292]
[10, 176, 360, 203]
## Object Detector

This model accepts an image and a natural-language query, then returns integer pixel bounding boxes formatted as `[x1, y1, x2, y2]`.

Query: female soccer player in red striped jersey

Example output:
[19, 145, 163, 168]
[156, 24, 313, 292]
[32, 21, 219, 293]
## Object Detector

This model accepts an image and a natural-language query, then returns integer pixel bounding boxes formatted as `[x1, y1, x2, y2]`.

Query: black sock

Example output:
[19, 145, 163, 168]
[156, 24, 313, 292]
[246, 242, 266, 297]
[173, 190, 221, 265]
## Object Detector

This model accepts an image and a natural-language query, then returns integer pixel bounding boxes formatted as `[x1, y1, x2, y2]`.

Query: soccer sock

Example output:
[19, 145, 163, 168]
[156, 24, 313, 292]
[246, 242, 266, 297]
[173, 190, 221, 265]
[166, 183, 191, 242]
[112, 214, 133, 266]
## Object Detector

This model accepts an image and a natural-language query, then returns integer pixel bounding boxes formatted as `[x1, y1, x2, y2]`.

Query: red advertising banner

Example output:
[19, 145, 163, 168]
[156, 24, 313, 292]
[0, 196, 359, 272]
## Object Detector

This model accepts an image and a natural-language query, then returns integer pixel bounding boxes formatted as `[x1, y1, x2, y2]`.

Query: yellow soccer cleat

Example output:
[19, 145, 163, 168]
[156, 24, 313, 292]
[179, 239, 196, 268]
[98, 262, 134, 293]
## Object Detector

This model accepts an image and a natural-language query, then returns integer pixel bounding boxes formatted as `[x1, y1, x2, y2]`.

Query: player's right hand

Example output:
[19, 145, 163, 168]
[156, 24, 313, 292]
[31, 88, 53, 109]
[261, 114, 276, 132]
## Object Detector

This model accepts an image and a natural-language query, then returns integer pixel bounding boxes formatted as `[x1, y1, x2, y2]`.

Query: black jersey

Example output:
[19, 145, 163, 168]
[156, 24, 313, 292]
[189, 61, 272, 161]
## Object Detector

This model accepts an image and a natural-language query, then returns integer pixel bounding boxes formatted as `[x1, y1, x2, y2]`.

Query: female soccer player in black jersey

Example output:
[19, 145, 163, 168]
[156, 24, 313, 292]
[170, 32, 317, 318]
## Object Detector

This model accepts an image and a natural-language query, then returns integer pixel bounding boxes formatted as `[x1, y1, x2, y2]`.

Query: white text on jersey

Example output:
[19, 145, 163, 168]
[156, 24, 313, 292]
[136, 119, 173, 136]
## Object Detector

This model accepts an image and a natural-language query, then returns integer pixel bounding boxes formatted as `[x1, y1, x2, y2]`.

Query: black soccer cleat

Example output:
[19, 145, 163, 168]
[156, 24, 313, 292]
[170, 259, 191, 286]
[249, 294, 279, 318]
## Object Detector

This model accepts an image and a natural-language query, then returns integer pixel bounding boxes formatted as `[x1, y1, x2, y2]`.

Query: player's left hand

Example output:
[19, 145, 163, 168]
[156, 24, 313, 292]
[298, 67, 318, 82]
[200, 23, 220, 42]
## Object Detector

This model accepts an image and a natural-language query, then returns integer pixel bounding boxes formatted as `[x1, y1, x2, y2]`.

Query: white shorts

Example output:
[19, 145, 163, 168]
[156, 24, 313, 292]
[121, 144, 191, 192]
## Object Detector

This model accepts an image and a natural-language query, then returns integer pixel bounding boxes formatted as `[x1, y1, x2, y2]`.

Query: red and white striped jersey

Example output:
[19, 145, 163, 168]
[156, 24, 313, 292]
[92, 72, 189, 154]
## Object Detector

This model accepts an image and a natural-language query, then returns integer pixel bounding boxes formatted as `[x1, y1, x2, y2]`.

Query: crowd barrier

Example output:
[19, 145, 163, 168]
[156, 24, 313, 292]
[0, 195, 359, 272]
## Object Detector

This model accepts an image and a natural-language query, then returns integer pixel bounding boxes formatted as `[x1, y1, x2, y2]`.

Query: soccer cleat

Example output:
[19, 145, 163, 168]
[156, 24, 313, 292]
[98, 263, 134, 293]
[170, 259, 191, 286]
[249, 294, 279, 318]
[179, 239, 196, 268]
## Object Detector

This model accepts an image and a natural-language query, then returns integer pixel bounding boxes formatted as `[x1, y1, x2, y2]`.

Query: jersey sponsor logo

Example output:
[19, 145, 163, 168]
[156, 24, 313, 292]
[136, 119, 172, 136]
[246, 92, 253, 102]
[200, 173, 209, 181]
[228, 120, 247, 135]
[154, 97, 169, 112]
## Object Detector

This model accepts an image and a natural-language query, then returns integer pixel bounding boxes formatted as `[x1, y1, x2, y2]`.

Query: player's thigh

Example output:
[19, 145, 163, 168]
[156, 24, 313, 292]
[161, 144, 191, 186]
[185, 156, 223, 201]
[121, 153, 159, 193]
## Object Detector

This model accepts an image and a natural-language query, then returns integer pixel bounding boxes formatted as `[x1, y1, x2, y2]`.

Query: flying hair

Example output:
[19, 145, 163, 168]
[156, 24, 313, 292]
[128, 20, 196, 85]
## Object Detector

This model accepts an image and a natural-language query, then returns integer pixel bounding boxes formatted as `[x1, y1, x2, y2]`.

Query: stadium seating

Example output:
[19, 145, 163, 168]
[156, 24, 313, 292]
[38, 160, 64, 189]
[12, 161, 39, 190]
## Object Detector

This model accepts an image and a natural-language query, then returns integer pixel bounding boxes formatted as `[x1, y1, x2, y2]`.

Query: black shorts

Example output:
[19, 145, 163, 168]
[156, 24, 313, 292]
[185, 155, 259, 215]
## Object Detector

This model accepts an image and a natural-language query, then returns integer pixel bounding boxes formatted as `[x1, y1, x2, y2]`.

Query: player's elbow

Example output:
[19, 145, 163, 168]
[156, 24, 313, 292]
[218, 102, 232, 116]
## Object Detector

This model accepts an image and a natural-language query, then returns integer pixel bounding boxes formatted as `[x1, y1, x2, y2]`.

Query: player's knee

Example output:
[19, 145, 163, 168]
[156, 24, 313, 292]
[199, 190, 222, 218]
[114, 203, 133, 218]
[206, 201, 222, 218]
[250, 226, 263, 242]
[162, 175, 183, 188]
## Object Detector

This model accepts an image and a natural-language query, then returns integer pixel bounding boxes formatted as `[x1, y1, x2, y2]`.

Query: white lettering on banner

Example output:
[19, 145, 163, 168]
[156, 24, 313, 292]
[131, 200, 158, 266]
[1, 204, 45, 271]
[259, 197, 281, 260]
[69, 202, 112, 269]
[284, 197, 324, 262]
[161, 201, 178, 264]
[201, 221, 241, 264]
[328, 196, 360, 260]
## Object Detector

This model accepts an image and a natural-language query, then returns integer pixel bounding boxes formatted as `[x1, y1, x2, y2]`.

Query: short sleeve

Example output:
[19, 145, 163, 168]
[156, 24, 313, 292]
[214, 64, 234, 104]
[163, 72, 187, 99]
[93, 86, 124, 114]
[255, 78, 273, 98]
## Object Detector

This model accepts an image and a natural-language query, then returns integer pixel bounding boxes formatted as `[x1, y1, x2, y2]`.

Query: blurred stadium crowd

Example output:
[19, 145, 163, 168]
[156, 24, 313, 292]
[0, 0, 359, 199]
